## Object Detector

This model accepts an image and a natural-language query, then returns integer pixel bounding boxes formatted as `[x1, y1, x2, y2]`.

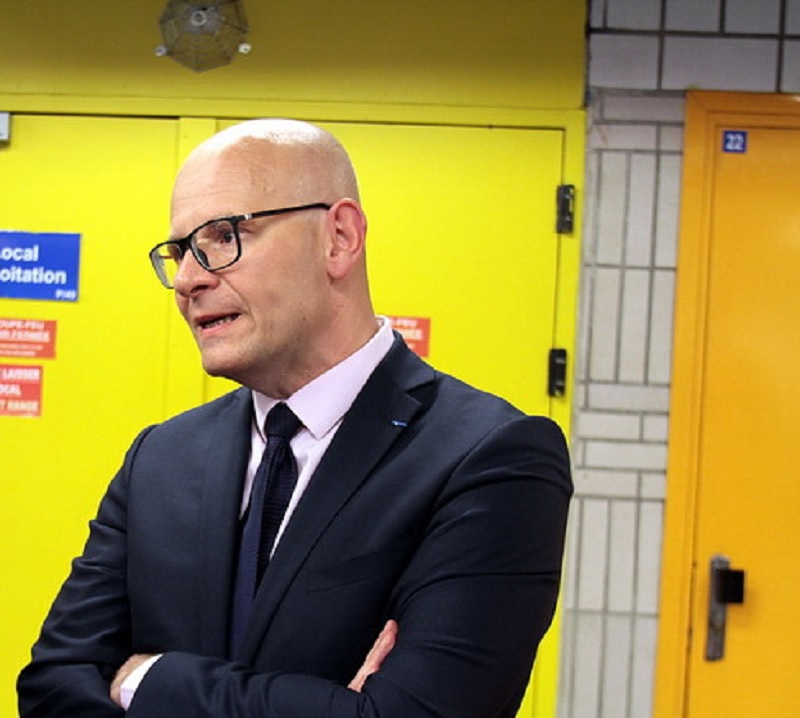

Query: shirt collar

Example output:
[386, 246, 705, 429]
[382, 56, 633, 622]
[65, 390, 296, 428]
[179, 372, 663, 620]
[252, 317, 394, 440]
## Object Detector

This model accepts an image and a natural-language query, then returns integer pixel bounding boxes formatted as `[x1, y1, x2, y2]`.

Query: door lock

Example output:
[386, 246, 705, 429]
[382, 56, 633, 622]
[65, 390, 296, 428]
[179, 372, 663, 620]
[706, 554, 746, 661]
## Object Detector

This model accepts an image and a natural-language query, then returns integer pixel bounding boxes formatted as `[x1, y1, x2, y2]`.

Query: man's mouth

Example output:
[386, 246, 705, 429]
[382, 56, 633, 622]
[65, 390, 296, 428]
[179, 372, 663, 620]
[198, 313, 240, 331]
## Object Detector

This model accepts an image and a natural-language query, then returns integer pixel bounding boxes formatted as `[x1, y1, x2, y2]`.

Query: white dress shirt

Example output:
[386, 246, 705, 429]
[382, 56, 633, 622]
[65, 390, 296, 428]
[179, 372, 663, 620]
[244, 317, 395, 551]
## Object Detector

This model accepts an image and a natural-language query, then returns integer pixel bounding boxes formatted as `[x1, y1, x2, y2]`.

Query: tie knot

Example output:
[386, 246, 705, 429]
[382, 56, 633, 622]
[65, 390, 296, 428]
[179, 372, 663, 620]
[266, 403, 301, 440]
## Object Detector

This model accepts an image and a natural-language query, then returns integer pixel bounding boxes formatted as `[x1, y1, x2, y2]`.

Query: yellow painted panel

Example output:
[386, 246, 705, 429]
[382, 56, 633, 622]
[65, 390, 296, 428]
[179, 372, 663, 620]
[0, 115, 177, 717]
[0, 0, 585, 113]
[1, 114, 580, 718]
[205, 118, 569, 716]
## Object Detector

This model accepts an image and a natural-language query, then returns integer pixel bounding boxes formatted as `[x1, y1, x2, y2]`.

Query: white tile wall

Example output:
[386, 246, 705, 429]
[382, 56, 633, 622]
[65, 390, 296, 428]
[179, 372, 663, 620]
[589, 268, 621, 381]
[584, 441, 668, 471]
[601, 94, 686, 123]
[639, 472, 667, 500]
[571, 613, 605, 716]
[787, 0, 800, 33]
[573, 469, 640, 499]
[629, 617, 658, 716]
[587, 383, 670, 411]
[658, 126, 683, 152]
[648, 270, 675, 383]
[589, 0, 608, 30]
[590, 123, 659, 151]
[607, 501, 637, 611]
[654, 157, 681, 267]
[781, 40, 800, 92]
[589, 36, 661, 90]
[665, 0, 720, 31]
[642, 414, 669, 442]
[662, 37, 779, 91]
[725, 0, 781, 34]
[607, 0, 662, 30]
[635, 502, 663, 614]
[579, 411, 641, 439]
[619, 270, 651, 382]
[625, 155, 657, 267]
[563, 3, 799, 717]
[562, 507, 581, 612]
[577, 499, 610, 611]
[601, 615, 633, 717]
[596, 155, 628, 263]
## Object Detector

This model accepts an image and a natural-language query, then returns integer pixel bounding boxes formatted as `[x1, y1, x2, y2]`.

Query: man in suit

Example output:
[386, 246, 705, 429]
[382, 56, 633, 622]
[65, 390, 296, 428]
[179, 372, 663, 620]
[18, 119, 572, 717]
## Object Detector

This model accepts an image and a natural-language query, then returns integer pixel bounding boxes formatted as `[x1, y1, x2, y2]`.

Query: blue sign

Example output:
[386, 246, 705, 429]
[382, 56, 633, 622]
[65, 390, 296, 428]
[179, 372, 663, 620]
[722, 130, 748, 154]
[0, 231, 81, 301]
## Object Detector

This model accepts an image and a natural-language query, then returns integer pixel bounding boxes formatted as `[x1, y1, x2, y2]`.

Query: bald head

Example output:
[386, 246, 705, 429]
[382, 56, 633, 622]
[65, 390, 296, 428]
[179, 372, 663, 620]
[175, 119, 360, 210]
[168, 119, 376, 397]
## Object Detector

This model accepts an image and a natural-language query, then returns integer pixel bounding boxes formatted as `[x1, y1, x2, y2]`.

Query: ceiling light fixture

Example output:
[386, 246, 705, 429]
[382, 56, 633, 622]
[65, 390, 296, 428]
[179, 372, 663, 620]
[155, 0, 250, 73]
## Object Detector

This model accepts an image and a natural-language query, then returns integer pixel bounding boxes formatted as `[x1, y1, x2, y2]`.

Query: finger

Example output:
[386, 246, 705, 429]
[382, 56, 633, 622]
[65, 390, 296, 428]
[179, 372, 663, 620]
[348, 619, 398, 692]
[109, 653, 153, 706]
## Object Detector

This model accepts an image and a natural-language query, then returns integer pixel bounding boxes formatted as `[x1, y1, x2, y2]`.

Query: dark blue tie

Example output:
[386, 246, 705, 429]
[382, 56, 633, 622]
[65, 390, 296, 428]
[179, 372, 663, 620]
[229, 403, 301, 654]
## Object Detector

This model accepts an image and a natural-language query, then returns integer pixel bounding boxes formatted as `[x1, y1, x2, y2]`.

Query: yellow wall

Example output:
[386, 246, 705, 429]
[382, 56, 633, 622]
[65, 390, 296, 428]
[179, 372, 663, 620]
[1, 2, 585, 716]
[2, 0, 584, 118]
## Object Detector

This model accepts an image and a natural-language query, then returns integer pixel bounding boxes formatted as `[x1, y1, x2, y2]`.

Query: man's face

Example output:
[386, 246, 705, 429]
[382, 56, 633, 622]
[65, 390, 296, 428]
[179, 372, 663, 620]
[169, 145, 333, 396]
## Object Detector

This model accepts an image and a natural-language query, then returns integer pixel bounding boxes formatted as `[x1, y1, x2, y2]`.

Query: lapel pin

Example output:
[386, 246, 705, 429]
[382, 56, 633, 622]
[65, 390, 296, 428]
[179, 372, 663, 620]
[391, 420, 408, 427]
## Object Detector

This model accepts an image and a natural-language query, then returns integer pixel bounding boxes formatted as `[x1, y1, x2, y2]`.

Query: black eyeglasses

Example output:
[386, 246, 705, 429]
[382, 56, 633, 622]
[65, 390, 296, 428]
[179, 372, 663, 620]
[149, 202, 332, 288]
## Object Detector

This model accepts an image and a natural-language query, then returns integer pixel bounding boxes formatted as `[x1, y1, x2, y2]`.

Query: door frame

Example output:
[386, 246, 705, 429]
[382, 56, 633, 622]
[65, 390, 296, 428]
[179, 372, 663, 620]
[654, 90, 800, 717]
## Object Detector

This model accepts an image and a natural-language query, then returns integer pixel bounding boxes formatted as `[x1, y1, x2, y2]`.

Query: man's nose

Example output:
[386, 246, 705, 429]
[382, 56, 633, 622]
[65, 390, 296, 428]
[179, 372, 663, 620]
[173, 251, 217, 295]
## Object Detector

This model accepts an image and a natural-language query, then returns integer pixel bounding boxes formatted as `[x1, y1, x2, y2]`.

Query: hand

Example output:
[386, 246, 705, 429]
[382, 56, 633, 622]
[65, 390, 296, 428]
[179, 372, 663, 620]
[110, 653, 155, 707]
[348, 619, 398, 692]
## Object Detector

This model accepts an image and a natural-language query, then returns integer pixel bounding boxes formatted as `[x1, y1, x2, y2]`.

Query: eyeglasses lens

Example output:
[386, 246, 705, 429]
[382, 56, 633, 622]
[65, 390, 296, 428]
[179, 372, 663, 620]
[194, 219, 239, 271]
[152, 219, 239, 288]
[152, 244, 182, 288]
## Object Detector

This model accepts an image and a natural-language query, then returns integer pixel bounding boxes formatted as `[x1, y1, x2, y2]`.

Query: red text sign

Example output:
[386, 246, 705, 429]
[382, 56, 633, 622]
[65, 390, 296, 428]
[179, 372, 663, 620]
[387, 316, 431, 357]
[0, 364, 43, 417]
[0, 318, 57, 359]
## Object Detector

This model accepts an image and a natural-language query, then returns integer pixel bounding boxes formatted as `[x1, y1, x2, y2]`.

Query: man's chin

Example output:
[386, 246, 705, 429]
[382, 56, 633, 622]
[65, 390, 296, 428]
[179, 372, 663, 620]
[199, 355, 242, 384]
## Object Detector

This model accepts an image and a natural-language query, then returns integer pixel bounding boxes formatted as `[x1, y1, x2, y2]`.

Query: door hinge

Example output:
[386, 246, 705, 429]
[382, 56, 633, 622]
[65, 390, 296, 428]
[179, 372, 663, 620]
[556, 184, 575, 234]
[548, 348, 568, 397]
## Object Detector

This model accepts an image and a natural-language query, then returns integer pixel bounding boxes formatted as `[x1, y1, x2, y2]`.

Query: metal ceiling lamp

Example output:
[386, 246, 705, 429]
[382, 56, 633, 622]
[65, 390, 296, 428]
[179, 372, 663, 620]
[156, 0, 251, 73]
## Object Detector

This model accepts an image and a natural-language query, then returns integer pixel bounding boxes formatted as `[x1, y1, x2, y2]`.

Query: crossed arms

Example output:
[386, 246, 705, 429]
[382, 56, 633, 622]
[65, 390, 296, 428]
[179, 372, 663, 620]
[19, 411, 571, 718]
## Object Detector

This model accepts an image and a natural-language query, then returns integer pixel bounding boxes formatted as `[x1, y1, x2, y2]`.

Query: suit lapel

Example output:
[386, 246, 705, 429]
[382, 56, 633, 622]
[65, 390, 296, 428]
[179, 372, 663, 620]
[193, 388, 253, 657]
[239, 339, 435, 660]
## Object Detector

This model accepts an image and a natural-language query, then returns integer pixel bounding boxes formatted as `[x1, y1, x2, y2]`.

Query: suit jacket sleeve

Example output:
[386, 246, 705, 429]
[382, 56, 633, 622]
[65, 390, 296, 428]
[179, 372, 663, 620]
[127, 414, 572, 718]
[17, 430, 148, 718]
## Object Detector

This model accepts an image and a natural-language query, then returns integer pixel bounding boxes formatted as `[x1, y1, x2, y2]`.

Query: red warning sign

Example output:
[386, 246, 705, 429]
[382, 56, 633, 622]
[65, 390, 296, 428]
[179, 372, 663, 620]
[0, 364, 43, 417]
[0, 318, 57, 359]
[387, 316, 431, 357]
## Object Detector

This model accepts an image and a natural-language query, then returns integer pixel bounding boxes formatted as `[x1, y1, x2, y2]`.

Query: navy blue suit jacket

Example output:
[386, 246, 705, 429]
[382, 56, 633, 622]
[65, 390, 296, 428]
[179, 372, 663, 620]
[18, 338, 572, 717]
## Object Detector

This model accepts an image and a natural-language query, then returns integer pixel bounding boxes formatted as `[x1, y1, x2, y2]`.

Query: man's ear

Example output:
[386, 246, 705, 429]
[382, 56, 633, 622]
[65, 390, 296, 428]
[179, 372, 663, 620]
[326, 199, 368, 279]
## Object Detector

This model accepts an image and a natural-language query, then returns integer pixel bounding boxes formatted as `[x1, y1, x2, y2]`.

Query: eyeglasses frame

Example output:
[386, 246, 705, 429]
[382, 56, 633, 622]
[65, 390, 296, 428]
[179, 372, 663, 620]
[148, 201, 333, 288]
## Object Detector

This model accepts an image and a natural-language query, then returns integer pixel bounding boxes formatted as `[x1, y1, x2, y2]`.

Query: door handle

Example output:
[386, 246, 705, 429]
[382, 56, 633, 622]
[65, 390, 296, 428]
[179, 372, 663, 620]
[706, 554, 746, 661]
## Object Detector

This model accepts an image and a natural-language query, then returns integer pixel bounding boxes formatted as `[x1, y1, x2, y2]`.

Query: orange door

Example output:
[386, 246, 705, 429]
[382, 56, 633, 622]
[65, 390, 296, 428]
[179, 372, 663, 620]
[656, 92, 800, 716]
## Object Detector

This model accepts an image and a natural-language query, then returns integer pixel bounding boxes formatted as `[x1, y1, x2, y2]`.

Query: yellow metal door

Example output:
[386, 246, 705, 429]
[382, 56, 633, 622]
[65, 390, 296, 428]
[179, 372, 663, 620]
[209, 119, 570, 715]
[3, 116, 573, 718]
[0, 114, 178, 715]
[210, 120, 570, 715]
[656, 93, 800, 716]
